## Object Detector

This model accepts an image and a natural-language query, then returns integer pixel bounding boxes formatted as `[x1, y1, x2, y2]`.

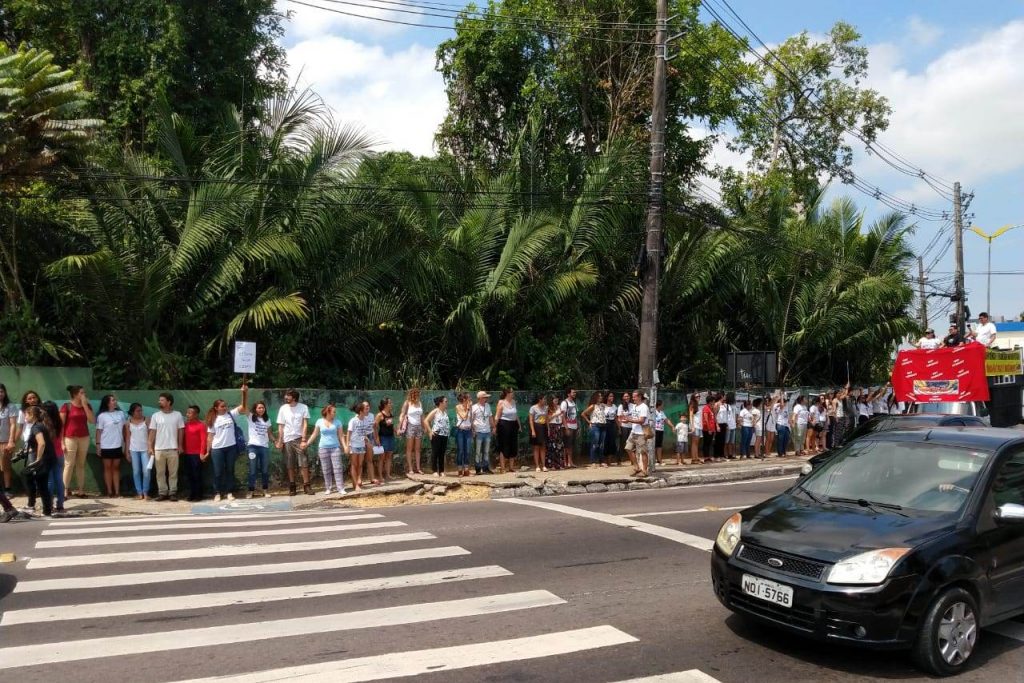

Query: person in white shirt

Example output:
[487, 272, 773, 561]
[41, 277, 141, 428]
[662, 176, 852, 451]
[773, 397, 790, 457]
[970, 312, 998, 347]
[94, 395, 127, 497]
[750, 398, 764, 459]
[715, 395, 729, 460]
[148, 393, 185, 501]
[204, 384, 248, 501]
[791, 396, 808, 458]
[652, 399, 672, 466]
[738, 400, 754, 458]
[275, 389, 311, 496]
[674, 415, 689, 464]
[470, 391, 495, 475]
[623, 390, 650, 476]
[246, 400, 272, 497]
[807, 400, 821, 455]
[559, 389, 579, 469]
[916, 329, 941, 349]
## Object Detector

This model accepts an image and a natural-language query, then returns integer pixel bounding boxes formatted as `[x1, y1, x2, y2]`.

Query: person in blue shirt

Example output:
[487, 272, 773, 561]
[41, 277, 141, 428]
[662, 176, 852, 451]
[304, 403, 346, 495]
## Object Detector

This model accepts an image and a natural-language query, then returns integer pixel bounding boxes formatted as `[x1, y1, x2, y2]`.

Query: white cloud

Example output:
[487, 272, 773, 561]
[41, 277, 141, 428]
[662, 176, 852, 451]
[857, 20, 1024, 199]
[906, 16, 943, 48]
[287, 35, 446, 156]
[277, 0, 415, 41]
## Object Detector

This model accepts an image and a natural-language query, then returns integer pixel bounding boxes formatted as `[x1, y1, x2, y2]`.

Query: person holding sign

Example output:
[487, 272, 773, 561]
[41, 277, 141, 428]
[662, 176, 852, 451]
[204, 383, 248, 502]
[275, 389, 311, 496]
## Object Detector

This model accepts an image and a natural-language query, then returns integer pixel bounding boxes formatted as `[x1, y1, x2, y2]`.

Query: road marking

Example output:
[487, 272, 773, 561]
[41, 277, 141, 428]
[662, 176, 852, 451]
[612, 671, 723, 683]
[46, 510, 363, 526]
[41, 513, 382, 535]
[35, 521, 406, 548]
[623, 505, 748, 518]
[27, 531, 436, 569]
[1, 565, 512, 625]
[0, 591, 565, 668]
[989, 621, 1024, 642]
[500, 499, 714, 552]
[173, 625, 637, 683]
[15, 546, 471, 592]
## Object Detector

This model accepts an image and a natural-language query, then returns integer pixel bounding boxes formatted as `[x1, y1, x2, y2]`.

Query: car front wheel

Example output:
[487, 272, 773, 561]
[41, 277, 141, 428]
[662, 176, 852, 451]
[912, 587, 979, 676]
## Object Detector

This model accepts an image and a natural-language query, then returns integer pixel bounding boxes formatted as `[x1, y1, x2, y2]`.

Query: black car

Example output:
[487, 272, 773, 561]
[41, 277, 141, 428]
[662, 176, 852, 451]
[711, 428, 1024, 676]
[801, 414, 988, 473]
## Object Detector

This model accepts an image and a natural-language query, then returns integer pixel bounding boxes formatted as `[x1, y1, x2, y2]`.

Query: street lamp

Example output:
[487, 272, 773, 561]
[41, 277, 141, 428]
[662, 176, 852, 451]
[968, 224, 1022, 315]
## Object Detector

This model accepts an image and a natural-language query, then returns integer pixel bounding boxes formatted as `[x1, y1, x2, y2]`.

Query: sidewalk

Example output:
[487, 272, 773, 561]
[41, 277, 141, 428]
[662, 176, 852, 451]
[4, 455, 810, 517]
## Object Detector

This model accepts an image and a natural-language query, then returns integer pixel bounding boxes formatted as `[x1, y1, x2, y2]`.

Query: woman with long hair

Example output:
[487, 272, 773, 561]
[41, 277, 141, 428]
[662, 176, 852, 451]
[247, 400, 272, 497]
[183, 405, 207, 502]
[751, 398, 764, 459]
[603, 392, 617, 466]
[617, 392, 631, 467]
[399, 388, 425, 475]
[545, 396, 564, 471]
[528, 394, 548, 473]
[454, 392, 472, 477]
[424, 396, 450, 477]
[688, 393, 702, 464]
[126, 403, 151, 500]
[494, 389, 520, 473]
[580, 391, 605, 469]
[204, 384, 248, 502]
[0, 384, 16, 496]
[344, 401, 373, 491]
[94, 394, 127, 497]
[23, 405, 58, 516]
[308, 403, 346, 495]
[375, 398, 396, 481]
[42, 401, 66, 512]
[60, 385, 94, 498]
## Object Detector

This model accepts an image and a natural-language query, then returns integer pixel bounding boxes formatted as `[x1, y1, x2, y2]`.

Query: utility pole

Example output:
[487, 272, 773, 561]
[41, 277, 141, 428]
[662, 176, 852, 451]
[952, 181, 966, 336]
[917, 256, 928, 329]
[638, 0, 668, 401]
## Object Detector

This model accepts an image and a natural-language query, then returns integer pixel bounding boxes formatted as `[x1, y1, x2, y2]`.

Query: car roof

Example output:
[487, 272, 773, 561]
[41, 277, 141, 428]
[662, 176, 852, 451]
[860, 427, 1024, 450]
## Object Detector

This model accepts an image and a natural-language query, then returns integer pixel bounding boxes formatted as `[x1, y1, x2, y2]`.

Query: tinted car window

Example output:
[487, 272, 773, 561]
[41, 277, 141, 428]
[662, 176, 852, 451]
[800, 440, 992, 514]
[990, 451, 1024, 508]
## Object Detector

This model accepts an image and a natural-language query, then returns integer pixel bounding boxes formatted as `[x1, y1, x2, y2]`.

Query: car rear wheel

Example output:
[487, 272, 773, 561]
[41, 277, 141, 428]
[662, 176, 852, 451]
[912, 587, 979, 676]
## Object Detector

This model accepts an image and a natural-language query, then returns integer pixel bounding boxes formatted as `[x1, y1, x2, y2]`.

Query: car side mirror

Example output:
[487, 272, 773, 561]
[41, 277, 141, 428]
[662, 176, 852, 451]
[800, 463, 813, 476]
[995, 503, 1024, 524]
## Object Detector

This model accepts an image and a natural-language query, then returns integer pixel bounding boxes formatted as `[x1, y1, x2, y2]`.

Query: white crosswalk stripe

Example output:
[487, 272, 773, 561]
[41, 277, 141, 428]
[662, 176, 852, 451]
[41, 512, 382, 535]
[0, 509, 684, 682]
[35, 520, 406, 548]
[46, 509, 364, 526]
[14, 546, 471, 592]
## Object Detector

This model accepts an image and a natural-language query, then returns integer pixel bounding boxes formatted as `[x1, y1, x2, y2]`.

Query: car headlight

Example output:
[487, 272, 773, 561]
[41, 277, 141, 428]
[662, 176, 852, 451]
[826, 548, 910, 585]
[715, 512, 742, 556]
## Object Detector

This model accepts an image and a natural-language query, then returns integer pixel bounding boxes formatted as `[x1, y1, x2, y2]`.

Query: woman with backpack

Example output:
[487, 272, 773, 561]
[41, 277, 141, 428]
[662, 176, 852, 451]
[204, 384, 248, 502]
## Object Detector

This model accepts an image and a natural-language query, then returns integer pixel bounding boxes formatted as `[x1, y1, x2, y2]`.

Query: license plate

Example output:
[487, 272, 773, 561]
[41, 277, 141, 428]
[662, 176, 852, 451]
[742, 574, 793, 608]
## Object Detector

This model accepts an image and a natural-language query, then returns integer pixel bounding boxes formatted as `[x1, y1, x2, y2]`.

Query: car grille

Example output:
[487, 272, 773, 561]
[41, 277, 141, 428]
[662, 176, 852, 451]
[727, 588, 817, 632]
[738, 543, 830, 582]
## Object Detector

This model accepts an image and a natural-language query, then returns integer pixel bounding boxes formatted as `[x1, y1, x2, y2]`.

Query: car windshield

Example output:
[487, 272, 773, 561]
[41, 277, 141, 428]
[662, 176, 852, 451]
[798, 439, 991, 514]
[915, 402, 963, 415]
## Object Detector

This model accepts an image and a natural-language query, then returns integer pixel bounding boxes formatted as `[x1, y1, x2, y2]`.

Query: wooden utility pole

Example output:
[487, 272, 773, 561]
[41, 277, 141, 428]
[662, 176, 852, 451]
[953, 181, 966, 336]
[917, 255, 928, 329]
[638, 0, 669, 399]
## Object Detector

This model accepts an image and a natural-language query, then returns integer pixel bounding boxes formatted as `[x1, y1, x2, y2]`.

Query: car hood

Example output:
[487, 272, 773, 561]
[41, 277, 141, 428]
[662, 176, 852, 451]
[741, 493, 953, 564]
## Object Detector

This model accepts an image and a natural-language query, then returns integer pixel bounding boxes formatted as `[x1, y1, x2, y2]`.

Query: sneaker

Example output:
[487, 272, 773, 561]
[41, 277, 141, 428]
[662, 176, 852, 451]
[0, 510, 15, 523]
[226, 493, 235, 501]
[20, 506, 34, 514]
[262, 490, 271, 498]
[214, 494, 221, 502]
[247, 490, 255, 499]
[320, 488, 333, 496]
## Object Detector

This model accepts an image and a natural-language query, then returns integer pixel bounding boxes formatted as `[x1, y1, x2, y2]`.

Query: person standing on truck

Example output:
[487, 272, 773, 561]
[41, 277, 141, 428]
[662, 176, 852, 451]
[916, 329, 941, 349]
[969, 312, 998, 348]
[943, 324, 965, 347]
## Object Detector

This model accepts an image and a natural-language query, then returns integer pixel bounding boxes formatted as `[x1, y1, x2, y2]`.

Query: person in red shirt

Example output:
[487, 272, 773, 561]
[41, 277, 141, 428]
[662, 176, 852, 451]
[60, 385, 95, 498]
[182, 405, 208, 502]
[701, 394, 719, 463]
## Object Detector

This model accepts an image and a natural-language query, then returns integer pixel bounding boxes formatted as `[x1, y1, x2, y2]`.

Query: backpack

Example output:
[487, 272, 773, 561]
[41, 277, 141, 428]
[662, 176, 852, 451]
[228, 413, 247, 456]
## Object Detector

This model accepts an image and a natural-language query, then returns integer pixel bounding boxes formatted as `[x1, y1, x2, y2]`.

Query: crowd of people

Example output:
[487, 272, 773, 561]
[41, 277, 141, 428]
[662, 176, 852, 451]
[0, 381, 902, 519]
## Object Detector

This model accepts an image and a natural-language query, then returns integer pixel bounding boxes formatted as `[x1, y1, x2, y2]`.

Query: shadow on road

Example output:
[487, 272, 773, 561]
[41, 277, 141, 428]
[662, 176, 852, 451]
[724, 613, 1020, 679]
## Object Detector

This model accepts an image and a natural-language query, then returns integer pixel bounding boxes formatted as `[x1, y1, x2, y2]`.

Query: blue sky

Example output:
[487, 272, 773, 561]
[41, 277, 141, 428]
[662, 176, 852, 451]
[278, 1, 1024, 323]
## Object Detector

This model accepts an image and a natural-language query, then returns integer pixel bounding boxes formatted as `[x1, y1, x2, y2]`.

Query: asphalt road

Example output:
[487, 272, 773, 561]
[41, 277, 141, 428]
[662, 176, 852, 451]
[0, 476, 1022, 682]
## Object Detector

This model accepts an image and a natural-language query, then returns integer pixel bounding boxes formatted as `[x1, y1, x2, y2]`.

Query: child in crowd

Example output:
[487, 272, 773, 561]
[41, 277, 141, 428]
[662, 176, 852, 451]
[674, 415, 690, 464]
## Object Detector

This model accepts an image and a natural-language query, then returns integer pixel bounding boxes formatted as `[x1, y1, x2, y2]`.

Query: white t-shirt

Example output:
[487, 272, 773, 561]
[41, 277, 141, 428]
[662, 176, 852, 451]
[208, 408, 241, 449]
[674, 422, 688, 442]
[794, 404, 808, 427]
[560, 399, 578, 429]
[739, 408, 753, 428]
[653, 410, 667, 431]
[248, 415, 270, 448]
[751, 408, 763, 435]
[716, 405, 728, 424]
[775, 406, 789, 429]
[809, 405, 821, 426]
[276, 403, 309, 443]
[725, 405, 737, 429]
[149, 410, 185, 451]
[975, 322, 997, 347]
[17, 410, 29, 444]
[96, 410, 126, 449]
[857, 402, 871, 418]
[128, 420, 150, 451]
[629, 403, 650, 435]
[471, 403, 492, 433]
[918, 337, 941, 349]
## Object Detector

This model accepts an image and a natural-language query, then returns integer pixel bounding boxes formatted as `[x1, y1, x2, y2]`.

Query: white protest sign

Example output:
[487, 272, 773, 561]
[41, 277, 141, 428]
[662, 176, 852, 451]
[233, 341, 257, 374]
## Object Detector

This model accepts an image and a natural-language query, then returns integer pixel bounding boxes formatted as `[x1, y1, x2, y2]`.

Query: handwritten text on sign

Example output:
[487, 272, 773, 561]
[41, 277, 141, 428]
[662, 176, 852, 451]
[233, 341, 257, 374]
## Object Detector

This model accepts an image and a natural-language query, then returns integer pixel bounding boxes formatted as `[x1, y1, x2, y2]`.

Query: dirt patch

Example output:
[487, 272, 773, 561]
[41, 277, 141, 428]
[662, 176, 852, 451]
[327, 485, 491, 508]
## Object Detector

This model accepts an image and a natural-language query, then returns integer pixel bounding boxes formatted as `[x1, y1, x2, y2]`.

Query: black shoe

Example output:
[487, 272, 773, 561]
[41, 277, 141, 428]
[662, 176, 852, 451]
[303, 484, 313, 495]
[0, 510, 15, 523]
[289, 484, 297, 496]
[169, 494, 178, 502]
[158, 494, 169, 501]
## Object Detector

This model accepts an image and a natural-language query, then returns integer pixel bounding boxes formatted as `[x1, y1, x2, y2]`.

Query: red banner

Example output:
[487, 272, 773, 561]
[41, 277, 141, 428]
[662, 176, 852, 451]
[891, 344, 990, 403]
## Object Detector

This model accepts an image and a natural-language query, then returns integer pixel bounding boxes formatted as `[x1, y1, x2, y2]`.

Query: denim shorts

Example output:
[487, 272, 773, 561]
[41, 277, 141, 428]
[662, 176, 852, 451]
[380, 435, 395, 452]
